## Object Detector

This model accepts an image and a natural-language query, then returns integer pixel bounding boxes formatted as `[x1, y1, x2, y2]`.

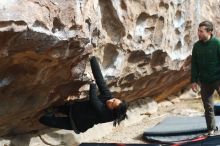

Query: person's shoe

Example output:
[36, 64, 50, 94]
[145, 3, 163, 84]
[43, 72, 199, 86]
[44, 107, 57, 117]
[208, 130, 215, 136]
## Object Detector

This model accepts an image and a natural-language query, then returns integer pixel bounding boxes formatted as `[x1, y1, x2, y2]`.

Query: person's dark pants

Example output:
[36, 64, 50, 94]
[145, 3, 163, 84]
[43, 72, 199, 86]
[200, 80, 220, 131]
[39, 115, 72, 130]
[39, 104, 79, 134]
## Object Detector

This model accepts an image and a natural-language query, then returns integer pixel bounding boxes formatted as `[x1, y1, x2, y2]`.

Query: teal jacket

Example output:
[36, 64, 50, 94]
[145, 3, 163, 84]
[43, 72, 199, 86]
[191, 36, 220, 83]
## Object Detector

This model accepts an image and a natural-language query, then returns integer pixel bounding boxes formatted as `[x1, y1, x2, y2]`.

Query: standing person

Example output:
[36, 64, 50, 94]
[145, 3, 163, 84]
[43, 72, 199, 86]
[191, 20, 220, 135]
[39, 56, 128, 134]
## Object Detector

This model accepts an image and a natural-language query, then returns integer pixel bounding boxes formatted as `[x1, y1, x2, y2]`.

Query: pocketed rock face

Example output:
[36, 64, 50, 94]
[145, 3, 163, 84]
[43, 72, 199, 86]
[0, 0, 220, 137]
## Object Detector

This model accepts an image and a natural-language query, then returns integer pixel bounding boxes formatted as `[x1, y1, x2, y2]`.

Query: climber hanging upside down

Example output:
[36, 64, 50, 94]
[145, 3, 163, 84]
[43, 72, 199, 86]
[39, 56, 128, 134]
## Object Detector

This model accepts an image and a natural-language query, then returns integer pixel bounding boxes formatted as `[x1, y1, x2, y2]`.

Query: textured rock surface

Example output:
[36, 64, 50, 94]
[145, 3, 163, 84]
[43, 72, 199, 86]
[0, 0, 220, 138]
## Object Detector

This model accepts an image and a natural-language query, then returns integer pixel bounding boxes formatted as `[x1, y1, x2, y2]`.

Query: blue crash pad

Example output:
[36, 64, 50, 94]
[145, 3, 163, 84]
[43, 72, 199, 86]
[143, 116, 220, 143]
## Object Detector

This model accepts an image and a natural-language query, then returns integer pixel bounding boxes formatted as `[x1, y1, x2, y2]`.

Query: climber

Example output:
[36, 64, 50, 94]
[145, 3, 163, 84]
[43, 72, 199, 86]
[39, 56, 128, 134]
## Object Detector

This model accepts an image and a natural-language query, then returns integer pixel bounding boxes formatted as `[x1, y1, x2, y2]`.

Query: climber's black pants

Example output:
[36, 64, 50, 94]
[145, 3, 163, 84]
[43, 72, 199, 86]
[39, 105, 79, 133]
